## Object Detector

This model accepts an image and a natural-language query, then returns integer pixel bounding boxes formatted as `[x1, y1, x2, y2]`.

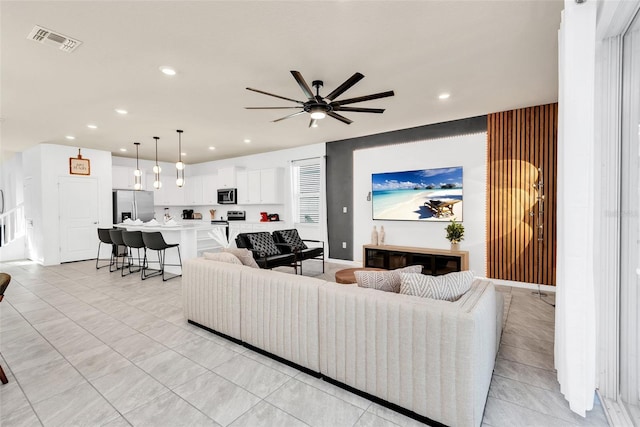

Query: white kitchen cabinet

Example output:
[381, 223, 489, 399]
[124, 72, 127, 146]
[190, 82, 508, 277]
[259, 168, 284, 204]
[202, 174, 218, 204]
[236, 171, 249, 204]
[147, 173, 185, 206]
[183, 175, 203, 205]
[236, 168, 283, 204]
[113, 166, 140, 189]
[218, 166, 240, 188]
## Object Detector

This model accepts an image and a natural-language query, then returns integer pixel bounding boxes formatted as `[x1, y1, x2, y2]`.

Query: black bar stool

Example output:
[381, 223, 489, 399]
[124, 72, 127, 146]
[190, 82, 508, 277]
[108, 229, 128, 276]
[121, 230, 147, 277]
[96, 228, 117, 271]
[0, 272, 11, 384]
[142, 232, 182, 281]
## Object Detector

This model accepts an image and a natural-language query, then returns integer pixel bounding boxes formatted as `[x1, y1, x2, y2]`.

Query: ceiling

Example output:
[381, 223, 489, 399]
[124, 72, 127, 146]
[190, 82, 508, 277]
[0, 1, 563, 165]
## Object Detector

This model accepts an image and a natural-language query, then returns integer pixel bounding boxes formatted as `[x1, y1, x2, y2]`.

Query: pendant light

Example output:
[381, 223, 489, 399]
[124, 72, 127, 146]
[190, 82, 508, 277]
[152, 136, 162, 189]
[133, 142, 142, 190]
[176, 129, 185, 187]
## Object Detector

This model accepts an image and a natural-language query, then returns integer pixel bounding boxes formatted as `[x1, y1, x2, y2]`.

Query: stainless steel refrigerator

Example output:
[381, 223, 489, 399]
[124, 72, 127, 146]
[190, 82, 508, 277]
[112, 190, 155, 223]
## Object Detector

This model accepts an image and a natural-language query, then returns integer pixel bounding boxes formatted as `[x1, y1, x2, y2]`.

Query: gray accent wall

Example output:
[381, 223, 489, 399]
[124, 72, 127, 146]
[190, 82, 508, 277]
[325, 116, 487, 260]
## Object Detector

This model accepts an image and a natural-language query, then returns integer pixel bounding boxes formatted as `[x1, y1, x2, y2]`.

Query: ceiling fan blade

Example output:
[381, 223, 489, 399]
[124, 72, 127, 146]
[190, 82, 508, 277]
[327, 111, 353, 125]
[309, 119, 317, 128]
[246, 87, 304, 105]
[325, 72, 364, 101]
[245, 107, 302, 109]
[332, 90, 395, 106]
[290, 71, 315, 101]
[273, 111, 306, 122]
[332, 106, 385, 113]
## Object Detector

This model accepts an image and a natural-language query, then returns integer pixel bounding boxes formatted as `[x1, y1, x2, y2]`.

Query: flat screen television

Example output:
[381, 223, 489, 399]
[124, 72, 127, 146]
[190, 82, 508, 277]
[371, 166, 463, 221]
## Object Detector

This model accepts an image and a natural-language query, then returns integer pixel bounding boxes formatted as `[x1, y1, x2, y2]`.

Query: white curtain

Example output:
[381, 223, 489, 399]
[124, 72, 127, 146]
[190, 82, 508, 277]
[556, 0, 597, 416]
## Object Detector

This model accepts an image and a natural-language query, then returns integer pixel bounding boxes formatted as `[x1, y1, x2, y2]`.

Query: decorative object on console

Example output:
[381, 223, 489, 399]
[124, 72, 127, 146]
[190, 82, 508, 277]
[445, 218, 464, 251]
[245, 70, 394, 128]
[175, 129, 185, 187]
[268, 213, 279, 221]
[355, 265, 422, 293]
[378, 226, 385, 245]
[260, 212, 268, 222]
[133, 142, 142, 190]
[400, 270, 474, 301]
[371, 226, 378, 244]
[152, 136, 162, 189]
[372, 166, 463, 221]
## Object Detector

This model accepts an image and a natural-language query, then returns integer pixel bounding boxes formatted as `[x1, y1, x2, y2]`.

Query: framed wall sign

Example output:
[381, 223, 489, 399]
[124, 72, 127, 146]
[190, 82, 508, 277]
[69, 149, 90, 175]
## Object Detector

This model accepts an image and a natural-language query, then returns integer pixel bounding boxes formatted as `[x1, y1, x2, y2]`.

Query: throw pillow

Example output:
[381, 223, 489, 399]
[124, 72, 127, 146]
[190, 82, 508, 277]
[203, 252, 242, 265]
[355, 265, 423, 293]
[400, 270, 474, 301]
[275, 229, 308, 251]
[222, 248, 260, 269]
[246, 232, 281, 257]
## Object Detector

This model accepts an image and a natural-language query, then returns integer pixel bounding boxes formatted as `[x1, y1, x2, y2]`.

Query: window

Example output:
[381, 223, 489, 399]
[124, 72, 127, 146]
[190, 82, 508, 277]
[292, 158, 322, 224]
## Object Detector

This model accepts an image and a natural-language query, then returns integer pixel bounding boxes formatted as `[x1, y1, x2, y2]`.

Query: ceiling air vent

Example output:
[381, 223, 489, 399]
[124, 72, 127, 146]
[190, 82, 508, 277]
[27, 25, 82, 53]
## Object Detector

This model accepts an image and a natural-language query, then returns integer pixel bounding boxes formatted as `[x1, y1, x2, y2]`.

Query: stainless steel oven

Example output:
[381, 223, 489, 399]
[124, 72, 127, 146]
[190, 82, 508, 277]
[217, 188, 237, 204]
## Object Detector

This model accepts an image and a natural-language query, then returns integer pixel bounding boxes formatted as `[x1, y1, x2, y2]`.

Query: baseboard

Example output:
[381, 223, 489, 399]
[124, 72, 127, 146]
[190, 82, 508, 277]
[487, 277, 556, 293]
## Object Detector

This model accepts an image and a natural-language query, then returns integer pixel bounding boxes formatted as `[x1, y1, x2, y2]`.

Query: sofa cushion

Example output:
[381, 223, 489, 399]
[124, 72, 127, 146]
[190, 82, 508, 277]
[246, 232, 281, 256]
[222, 248, 259, 268]
[400, 270, 474, 301]
[354, 265, 423, 293]
[274, 229, 308, 251]
[203, 251, 242, 265]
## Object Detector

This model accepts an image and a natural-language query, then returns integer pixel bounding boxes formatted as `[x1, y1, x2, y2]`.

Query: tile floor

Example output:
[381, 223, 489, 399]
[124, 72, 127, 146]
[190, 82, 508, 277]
[0, 259, 609, 426]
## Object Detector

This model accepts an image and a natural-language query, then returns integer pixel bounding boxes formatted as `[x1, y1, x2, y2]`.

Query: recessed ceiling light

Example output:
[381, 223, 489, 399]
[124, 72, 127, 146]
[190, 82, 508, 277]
[65, 135, 75, 140]
[438, 93, 450, 100]
[159, 66, 176, 76]
[120, 148, 127, 152]
[87, 124, 98, 129]
[244, 139, 251, 144]
[209, 146, 216, 150]
[115, 108, 128, 115]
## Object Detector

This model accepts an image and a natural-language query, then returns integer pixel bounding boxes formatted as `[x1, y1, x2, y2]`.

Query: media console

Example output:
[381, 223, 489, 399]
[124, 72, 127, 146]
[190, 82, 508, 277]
[363, 244, 469, 276]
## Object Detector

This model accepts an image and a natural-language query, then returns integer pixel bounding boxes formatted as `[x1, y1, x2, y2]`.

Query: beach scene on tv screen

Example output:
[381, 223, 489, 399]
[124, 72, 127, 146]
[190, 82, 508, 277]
[372, 167, 463, 221]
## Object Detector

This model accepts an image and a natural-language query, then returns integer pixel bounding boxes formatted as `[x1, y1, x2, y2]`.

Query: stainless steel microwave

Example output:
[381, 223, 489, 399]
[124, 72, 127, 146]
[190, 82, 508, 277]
[217, 188, 237, 204]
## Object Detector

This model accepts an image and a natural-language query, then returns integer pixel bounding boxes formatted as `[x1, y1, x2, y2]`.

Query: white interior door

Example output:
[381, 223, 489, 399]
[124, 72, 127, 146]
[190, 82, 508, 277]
[59, 177, 99, 262]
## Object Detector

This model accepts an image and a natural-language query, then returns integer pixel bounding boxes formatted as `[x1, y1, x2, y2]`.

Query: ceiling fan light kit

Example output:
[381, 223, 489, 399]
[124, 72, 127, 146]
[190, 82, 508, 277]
[246, 70, 394, 127]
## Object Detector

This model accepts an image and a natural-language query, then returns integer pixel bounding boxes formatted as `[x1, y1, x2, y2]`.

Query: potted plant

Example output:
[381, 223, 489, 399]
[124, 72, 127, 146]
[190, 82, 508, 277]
[445, 219, 464, 251]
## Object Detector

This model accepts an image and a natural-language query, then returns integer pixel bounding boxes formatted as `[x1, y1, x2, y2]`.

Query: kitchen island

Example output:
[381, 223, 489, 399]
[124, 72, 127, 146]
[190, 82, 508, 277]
[116, 221, 227, 274]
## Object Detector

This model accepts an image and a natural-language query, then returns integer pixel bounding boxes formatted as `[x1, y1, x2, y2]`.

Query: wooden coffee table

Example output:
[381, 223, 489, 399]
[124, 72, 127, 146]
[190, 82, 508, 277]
[335, 267, 386, 284]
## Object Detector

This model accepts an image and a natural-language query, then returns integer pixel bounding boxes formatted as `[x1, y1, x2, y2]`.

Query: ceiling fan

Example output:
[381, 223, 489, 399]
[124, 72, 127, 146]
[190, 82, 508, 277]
[245, 71, 394, 127]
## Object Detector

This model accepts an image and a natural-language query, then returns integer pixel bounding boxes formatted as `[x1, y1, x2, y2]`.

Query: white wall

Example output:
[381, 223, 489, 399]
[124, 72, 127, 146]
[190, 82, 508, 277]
[353, 133, 487, 274]
[23, 144, 113, 265]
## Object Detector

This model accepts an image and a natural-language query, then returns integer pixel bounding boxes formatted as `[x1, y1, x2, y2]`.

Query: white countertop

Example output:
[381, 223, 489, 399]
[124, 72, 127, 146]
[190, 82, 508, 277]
[115, 222, 226, 232]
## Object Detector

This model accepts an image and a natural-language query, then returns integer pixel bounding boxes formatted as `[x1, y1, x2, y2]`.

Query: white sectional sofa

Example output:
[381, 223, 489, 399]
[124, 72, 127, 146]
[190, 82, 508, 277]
[182, 258, 502, 427]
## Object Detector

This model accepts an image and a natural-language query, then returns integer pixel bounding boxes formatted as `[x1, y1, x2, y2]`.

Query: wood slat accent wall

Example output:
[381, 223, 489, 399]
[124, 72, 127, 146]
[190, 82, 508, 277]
[487, 103, 558, 285]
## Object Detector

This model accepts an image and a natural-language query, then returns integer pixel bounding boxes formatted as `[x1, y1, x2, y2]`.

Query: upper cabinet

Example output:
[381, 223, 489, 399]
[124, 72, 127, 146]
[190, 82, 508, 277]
[202, 174, 218, 205]
[112, 166, 144, 189]
[237, 167, 284, 204]
[183, 175, 204, 205]
[218, 166, 239, 188]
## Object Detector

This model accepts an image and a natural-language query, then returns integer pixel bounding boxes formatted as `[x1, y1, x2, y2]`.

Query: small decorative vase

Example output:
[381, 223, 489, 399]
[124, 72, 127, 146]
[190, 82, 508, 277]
[450, 242, 459, 251]
[378, 226, 385, 245]
[371, 226, 379, 245]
